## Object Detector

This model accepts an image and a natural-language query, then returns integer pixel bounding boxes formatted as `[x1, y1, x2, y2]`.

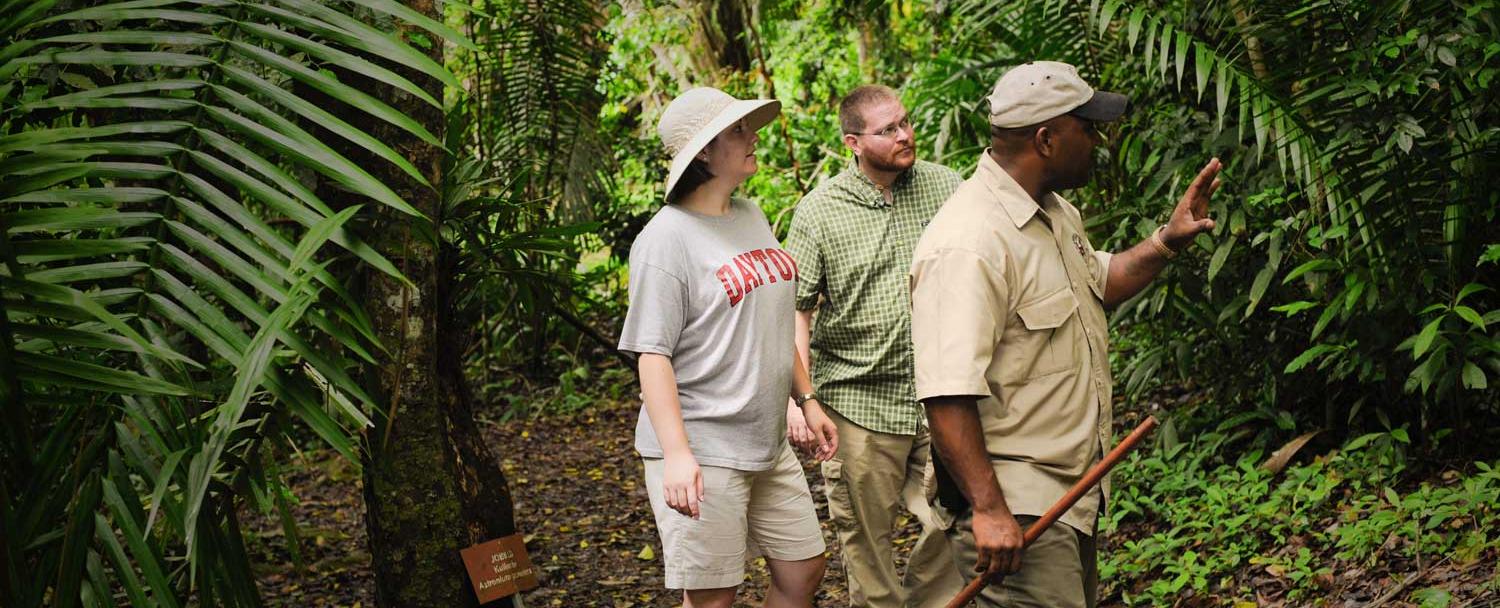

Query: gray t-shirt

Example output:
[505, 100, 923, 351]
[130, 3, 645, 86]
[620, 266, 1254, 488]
[618, 198, 796, 471]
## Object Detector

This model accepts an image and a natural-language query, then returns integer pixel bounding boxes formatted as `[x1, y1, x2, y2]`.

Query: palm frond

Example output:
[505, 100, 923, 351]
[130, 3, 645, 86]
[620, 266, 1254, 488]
[0, 0, 468, 604]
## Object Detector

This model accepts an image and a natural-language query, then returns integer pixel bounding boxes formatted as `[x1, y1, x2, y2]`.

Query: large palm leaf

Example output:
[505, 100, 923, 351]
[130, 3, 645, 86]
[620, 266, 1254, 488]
[0, 1, 468, 605]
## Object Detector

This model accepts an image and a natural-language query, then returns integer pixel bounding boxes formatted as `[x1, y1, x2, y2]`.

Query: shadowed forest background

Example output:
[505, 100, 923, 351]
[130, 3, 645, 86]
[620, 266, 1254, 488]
[1, 0, 1496, 606]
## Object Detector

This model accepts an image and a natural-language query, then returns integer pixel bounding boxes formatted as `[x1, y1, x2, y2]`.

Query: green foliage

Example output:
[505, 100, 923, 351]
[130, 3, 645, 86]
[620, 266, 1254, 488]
[589, 0, 1500, 434]
[1102, 424, 1500, 605]
[0, 0, 463, 604]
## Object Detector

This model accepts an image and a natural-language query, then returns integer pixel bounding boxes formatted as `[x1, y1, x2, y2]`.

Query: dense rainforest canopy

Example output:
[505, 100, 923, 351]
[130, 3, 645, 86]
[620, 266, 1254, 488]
[1, 0, 1495, 606]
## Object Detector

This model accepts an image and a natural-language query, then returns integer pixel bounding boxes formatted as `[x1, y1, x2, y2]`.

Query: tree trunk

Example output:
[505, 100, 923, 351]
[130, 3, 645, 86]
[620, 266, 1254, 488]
[346, 2, 519, 607]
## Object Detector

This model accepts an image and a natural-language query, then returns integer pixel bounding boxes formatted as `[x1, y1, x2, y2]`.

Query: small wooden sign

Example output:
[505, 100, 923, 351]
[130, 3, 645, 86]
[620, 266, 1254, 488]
[460, 533, 538, 603]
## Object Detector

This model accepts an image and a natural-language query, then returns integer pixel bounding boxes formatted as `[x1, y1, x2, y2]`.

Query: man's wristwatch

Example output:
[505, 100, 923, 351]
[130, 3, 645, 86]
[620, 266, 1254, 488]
[792, 392, 819, 407]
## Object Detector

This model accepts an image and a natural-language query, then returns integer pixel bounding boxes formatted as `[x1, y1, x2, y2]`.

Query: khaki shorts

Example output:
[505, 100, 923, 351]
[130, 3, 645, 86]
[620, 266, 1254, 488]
[643, 443, 826, 590]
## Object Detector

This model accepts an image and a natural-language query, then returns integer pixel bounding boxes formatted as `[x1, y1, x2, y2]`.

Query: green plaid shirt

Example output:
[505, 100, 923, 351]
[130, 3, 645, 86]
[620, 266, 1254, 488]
[784, 159, 964, 435]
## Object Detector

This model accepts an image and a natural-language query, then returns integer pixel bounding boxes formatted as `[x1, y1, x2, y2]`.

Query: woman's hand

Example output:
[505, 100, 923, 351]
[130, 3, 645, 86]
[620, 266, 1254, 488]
[787, 399, 817, 455]
[662, 450, 704, 519]
[798, 400, 839, 461]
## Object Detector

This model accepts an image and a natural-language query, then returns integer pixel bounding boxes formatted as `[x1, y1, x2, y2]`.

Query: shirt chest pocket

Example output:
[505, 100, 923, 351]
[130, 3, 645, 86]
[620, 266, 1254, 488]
[1001, 287, 1081, 384]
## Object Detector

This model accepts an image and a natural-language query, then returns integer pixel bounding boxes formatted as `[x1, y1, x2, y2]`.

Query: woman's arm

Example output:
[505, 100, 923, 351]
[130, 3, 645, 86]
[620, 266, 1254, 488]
[790, 346, 838, 461]
[638, 353, 703, 518]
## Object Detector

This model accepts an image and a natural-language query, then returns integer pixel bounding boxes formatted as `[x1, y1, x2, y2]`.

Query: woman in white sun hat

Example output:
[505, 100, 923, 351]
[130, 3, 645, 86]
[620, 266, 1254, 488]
[617, 86, 839, 606]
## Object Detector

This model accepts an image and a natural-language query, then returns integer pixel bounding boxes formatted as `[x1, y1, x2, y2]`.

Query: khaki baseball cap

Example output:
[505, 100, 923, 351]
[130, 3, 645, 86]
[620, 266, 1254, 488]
[987, 61, 1129, 128]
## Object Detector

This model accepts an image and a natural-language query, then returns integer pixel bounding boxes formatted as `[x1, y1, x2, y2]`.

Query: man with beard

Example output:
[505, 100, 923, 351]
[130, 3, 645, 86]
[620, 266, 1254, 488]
[909, 61, 1222, 607]
[784, 85, 964, 608]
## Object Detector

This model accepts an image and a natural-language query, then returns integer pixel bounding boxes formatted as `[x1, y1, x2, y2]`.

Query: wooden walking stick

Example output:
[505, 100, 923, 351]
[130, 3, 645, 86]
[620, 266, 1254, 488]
[944, 415, 1161, 608]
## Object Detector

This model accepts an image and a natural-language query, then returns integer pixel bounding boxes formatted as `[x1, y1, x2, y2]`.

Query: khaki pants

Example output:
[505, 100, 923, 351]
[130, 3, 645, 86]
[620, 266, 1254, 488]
[938, 508, 1098, 608]
[821, 408, 963, 608]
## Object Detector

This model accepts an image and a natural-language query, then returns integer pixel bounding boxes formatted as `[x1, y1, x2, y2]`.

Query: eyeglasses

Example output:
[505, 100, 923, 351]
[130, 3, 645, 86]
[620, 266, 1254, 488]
[849, 117, 913, 139]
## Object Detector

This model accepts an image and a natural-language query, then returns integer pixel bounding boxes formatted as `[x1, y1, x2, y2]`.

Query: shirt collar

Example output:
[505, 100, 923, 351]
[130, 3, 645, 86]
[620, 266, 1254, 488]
[976, 149, 1050, 228]
[843, 157, 914, 208]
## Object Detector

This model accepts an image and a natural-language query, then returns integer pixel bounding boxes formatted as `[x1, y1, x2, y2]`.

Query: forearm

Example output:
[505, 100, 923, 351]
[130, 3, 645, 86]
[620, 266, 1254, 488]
[924, 396, 1009, 515]
[794, 308, 814, 370]
[637, 353, 691, 457]
[791, 343, 815, 397]
[1103, 238, 1171, 307]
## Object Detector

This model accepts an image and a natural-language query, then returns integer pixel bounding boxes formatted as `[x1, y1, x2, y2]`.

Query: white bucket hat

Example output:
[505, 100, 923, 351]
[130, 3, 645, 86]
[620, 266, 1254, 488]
[658, 87, 781, 198]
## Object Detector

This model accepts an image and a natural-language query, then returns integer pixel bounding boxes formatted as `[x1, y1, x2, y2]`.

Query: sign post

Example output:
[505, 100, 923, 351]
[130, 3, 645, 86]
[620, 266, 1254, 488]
[460, 533, 539, 604]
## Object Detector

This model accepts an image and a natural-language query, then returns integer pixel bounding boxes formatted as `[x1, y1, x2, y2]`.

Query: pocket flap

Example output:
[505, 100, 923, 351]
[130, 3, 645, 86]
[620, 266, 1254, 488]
[1016, 288, 1078, 330]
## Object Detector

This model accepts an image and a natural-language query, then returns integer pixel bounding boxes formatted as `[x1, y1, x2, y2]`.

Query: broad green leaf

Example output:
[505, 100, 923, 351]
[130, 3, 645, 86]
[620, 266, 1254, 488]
[1097, 0, 1121, 36]
[0, 148, 107, 176]
[1126, 8, 1145, 49]
[27, 141, 184, 158]
[1268, 301, 1317, 317]
[39, 30, 217, 46]
[1207, 234, 1235, 282]
[27, 261, 148, 285]
[1193, 43, 1210, 103]
[21, 78, 203, 106]
[1453, 305, 1486, 331]
[1413, 316, 1444, 358]
[0, 165, 90, 199]
[1284, 344, 1334, 373]
[11, 323, 169, 359]
[5, 208, 160, 232]
[1173, 31, 1189, 88]
[1157, 24, 1172, 80]
[15, 352, 190, 395]
[1282, 259, 1338, 284]
[20, 95, 196, 112]
[4, 186, 169, 205]
[4, 161, 173, 184]
[10, 50, 211, 67]
[14, 234, 153, 261]
[41, 7, 226, 27]
[1245, 266, 1273, 318]
[1214, 59, 1230, 133]
[1455, 282, 1489, 302]
[1461, 362, 1487, 389]
[1311, 301, 1340, 340]
[0, 121, 190, 155]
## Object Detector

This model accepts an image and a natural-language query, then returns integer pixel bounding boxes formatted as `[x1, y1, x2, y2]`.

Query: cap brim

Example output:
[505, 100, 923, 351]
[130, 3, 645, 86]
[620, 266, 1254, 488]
[665, 99, 782, 199]
[1070, 91, 1129, 122]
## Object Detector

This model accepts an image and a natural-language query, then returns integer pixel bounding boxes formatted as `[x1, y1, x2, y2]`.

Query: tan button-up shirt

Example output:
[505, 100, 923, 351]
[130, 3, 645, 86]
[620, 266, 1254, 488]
[909, 150, 1114, 535]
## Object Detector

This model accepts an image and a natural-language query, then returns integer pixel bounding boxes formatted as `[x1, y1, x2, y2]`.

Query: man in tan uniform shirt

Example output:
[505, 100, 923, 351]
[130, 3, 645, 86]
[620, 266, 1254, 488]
[909, 61, 1224, 607]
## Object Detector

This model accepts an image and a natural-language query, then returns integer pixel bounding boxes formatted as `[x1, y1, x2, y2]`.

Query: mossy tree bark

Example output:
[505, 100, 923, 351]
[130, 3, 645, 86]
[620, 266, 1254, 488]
[328, 1, 518, 606]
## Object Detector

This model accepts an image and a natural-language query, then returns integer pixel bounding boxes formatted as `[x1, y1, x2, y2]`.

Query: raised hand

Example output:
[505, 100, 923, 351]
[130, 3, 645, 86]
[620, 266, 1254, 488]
[1161, 157, 1224, 251]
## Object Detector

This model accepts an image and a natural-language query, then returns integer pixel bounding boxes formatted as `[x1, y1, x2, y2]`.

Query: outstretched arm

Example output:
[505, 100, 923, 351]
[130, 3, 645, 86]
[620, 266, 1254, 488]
[1103, 158, 1224, 307]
